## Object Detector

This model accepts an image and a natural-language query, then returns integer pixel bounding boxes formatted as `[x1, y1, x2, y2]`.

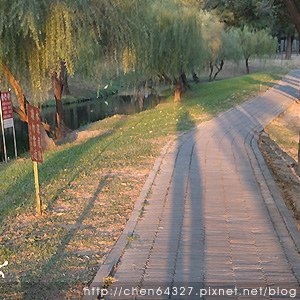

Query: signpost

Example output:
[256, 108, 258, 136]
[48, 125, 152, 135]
[27, 103, 44, 215]
[0, 91, 17, 162]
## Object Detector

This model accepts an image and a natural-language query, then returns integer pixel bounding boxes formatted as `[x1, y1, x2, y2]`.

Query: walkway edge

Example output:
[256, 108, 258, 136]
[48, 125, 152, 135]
[84, 139, 174, 299]
[84, 72, 300, 299]
[251, 133, 300, 252]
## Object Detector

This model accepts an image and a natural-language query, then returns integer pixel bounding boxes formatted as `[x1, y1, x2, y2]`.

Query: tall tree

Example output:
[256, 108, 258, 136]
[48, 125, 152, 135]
[282, 0, 300, 36]
[237, 26, 277, 74]
[121, 0, 208, 102]
[207, 28, 243, 80]
[202, 0, 274, 29]
[0, 0, 135, 143]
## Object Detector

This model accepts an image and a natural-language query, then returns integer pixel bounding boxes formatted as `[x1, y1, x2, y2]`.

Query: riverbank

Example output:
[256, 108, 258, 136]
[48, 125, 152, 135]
[0, 71, 289, 299]
[36, 56, 300, 108]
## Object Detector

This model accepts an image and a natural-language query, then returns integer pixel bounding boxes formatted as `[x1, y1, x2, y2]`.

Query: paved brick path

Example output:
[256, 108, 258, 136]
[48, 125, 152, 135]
[105, 72, 300, 299]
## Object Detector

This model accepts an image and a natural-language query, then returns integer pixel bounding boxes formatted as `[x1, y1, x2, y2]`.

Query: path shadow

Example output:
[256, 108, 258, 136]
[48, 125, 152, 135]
[204, 70, 300, 291]
[0, 116, 129, 224]
[134, 109, 205, 299]
[137, 70, 300, 298]
[21, 174, 111, 299]
[0, 117, 131, 299]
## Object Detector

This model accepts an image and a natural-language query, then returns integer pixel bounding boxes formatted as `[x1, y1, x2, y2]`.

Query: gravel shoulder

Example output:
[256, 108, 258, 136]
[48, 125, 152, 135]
[259, 102, 300, 229]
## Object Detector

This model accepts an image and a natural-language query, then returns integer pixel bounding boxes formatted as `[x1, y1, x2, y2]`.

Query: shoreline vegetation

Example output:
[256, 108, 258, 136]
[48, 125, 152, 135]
[30, 58, 300, 109]
[259, 102, 300, 227]
[0, 70, 290, 299]
[1, 0, 300, 298]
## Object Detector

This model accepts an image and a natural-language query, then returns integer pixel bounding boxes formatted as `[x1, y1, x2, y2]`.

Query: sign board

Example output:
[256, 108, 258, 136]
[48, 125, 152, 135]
[27, 103, 43, 163]
[0, 91, 17, 162]
[0, 92, 14, 129]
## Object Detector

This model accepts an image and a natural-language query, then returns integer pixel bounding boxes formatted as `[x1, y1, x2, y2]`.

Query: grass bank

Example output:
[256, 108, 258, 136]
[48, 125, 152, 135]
[260, 102, 300, 227]
[0, 71, 285, 299]
[264, 102, 300, 162]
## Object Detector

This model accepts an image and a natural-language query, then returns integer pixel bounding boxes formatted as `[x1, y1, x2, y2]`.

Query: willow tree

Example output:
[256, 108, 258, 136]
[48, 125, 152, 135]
[237, 26, 277, 74]
[201, 13, 223, 81]
[282, 0, 300, 36]
[206, 28, 243, 80]
[0, 0, 53, 147]
[0, 0, 133, 145]
[131, 0, 207, 102]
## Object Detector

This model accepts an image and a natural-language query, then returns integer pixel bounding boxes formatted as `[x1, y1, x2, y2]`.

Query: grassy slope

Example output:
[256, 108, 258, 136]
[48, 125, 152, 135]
[0, 72, 283, 298]
[265, 118, 299, 161]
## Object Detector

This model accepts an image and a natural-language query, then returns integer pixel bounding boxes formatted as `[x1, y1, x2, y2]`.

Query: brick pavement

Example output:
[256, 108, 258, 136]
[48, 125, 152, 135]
[95, 71, 300, 299]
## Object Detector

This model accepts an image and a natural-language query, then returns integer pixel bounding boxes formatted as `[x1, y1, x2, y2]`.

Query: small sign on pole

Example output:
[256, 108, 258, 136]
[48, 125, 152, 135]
[0, 91, 17, 162]
[27, 103, 44, 215]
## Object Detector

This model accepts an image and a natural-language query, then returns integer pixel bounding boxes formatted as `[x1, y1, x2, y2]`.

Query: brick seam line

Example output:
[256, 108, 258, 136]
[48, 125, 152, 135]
[84, 109, 234, 299]
[129, 135, 184, 292]
[84, 139, 174, 299]
[241, 108, 300, 284]
[85, 128, 196, 299]
[248, 134, 300, 284]
[241, 93, 300, 283]
[251, 133, 300, 251]
[213, 71, 300, 283]
[242, 70, 300, 254]
[84, 72, 294, 299]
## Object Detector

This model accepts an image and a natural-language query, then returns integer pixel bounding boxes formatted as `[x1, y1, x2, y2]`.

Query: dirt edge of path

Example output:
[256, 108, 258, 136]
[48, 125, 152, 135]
[259, 132, 300, 230]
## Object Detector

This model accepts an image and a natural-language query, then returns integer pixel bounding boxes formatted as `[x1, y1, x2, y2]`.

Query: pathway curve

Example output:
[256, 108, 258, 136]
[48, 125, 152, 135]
[94, 71, 300, 299]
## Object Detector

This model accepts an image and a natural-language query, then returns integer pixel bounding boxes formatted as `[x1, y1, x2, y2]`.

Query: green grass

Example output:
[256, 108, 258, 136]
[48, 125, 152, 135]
[0, 71, 284, 299]
[265, 117, 299, 161]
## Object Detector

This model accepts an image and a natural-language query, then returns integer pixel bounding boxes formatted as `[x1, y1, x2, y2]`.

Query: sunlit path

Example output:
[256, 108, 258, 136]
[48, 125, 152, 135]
[92, 71, 300, 300]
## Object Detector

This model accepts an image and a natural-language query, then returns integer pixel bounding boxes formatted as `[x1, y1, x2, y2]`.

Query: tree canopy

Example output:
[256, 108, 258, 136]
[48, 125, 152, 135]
[237, 26, 277, 73]
[0, 0, 280, 118]
[0, 0, 134, 101]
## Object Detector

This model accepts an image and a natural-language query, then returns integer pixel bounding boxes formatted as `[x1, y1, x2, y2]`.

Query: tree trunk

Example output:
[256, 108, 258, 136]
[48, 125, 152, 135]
[52, 72, 63, 125]
[41, 126, 56, 150]
[180, 73, 190, 91]
[245, 57, 250, 74]
[285, 34, 292, 60]
[1, 64, 27, 121]
[138, 93, 144, 112]
[213, 60, 225, 80]
[174, 79, 182, 103]
[192, 72, 200, 83]
[60, 61, 71, 96]
[283, 0, 300, 36]
[209, 62, 214, 81]
[1, 64, 55, 150]
[52, 71, 67, 139]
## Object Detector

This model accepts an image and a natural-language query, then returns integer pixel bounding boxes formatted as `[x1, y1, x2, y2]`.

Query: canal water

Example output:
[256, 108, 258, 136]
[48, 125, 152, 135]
[0, 94, 159, 162]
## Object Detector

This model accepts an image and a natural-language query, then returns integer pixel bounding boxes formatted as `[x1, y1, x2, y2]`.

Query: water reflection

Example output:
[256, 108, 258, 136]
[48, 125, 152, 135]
[0, 95, 158, 161]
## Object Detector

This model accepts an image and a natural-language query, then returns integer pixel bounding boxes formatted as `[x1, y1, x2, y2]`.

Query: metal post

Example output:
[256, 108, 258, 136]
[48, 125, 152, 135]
[0, 98, 7, 163]
[12, 122, 17, 159]
[33, 161, 42, 215]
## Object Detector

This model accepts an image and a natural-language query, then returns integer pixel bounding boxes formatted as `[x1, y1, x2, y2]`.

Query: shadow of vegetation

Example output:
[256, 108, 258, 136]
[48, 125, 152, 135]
[2, 71, 299, 299]
[242, 72, 300, 99]
[185, 74, 299, 122]
[0, 116, 129, 225]
[21, 174, 111, 300]
[176, 109, 197, 132]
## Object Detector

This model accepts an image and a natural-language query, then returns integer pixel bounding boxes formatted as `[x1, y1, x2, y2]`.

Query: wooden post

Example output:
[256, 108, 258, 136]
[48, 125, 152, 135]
[33, 161, 42, 215]
[27, 103, 44, 216]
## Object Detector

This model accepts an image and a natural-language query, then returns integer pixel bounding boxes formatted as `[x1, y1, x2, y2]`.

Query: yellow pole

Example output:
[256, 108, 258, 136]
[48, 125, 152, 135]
[33, 161, 42, 215]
